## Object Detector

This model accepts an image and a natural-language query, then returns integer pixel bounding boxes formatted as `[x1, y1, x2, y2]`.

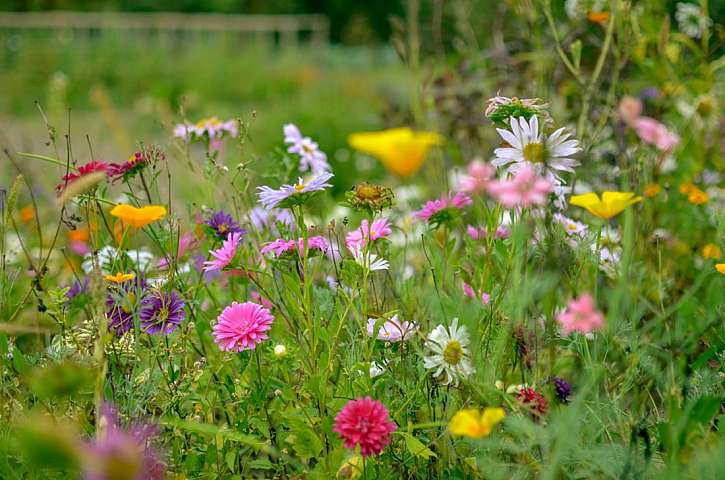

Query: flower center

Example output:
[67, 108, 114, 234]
[443, 340, 464, 365]
[356, 184, 380, 200]
[294, 182, 306, 192]
[302, 144, 314, 154]
[218, 223, 228, 233]
[157, 306, 169, 321]
[523, 142, 545, 163]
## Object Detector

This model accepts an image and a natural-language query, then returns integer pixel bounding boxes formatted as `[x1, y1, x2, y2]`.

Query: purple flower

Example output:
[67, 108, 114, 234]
[257, 172, 334, 209]
[106, 277, 147, 335]
[204, 210, 245, 240]
[553, 377, 572, 403]
[83, 404, 164, 480]
[139, 291, 186, 334]
[283, 124, 330, 174]
[248, 207, 295, 234]
[66, 277, 90, 305]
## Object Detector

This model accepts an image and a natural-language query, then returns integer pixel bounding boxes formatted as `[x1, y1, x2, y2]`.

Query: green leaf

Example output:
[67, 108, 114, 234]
[248, 458, 274, 470]
[688, 396, 720, 425]
[570, 40, 582, 71]
[397, 431, 436, 459]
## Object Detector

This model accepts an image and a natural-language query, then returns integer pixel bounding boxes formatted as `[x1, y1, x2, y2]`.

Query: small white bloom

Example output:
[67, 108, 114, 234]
[273, 344, 287, 357]
[423, 318, 474, 386]
[351, 248, 389, 271]
[81, 246, 119, 274]
[369, 361, 385, 378]
[675, 3, 712, 39]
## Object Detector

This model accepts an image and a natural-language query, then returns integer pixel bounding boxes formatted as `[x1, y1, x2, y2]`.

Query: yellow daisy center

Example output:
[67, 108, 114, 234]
[523, 142, 545, 163]
[294, 182, 306, 192]
[443, 340, 464, 365]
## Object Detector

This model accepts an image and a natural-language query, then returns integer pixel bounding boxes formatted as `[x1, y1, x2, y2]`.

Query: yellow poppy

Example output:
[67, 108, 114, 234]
[702, 244, 721, 260]
[348, 128, 444, 177]
[448, 407, 505, 439]
[110, 204, 166, 228]
[716, 264, 725, 275]
[104, 272, 135, 284]
[569, 192, 642, 219]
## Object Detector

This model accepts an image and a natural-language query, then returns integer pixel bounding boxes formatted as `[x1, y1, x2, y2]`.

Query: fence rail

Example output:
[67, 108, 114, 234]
[0, 11, 329, 46]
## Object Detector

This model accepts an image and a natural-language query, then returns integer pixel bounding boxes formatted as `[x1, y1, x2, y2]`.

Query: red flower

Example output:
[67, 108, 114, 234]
[56, 161, 109, 191]
[333, 397, 397, 457]
[516, 387, 548, 418]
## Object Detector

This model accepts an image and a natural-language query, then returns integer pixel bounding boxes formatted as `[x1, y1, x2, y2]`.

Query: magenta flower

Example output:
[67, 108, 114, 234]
[633, 117, 679, 152]
[458, 159, 495, 193]
[203, 232, 243, 272]
[345, 218, 392, 250]
[462, 282, 476, 298]
[212, 301, 274, 352]
[556, 293, 605, 335]
[333, 397, 397, 457]
[260, 235, 330, 257]
[413, 192, 472, 222]
[486, 165, 552, 208]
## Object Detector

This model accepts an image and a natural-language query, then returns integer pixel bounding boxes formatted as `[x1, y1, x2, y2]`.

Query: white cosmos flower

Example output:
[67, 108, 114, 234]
[351, 248, 389, 271]
[423, 318, 474, 386]
[675, 3, 712, 39]
[493, 116, 580, 182]
[81, 246, 119, 274]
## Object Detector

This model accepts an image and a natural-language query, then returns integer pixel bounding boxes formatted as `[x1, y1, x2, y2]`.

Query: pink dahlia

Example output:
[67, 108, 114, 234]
[260, 235, 329, 257]
[212, 301, 274, 352]
[413, 192, 472, 221]
[486, 164, 552, 208]
[345, 218, 392, 250]
[203, 232, 243, 272]
[333, 397, 397, 457]
[458, 159, 495, 193]
[556, 293, 605, 335]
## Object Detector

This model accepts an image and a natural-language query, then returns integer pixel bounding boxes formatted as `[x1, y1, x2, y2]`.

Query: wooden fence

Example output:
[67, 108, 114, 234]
[0, 11, 329, 47]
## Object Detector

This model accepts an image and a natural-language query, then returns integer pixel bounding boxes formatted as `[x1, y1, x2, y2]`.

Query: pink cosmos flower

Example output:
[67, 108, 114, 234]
[366, 315, 418, 342]
[617, 96, 643, 126]
[486, 165, 552, 208]
[333, 397, 397, 457]
[556, 293, 605, 335]
[260, 235, 330, 257]
[481, 292, 491, 305]
[458, 159, 495, 193]
[633, 117, 680, 152]
[462, 282, 476, 299]
[413, 192, 472, 221]
[466, 224, 510, 240]
[212, 301, 274, 352]
[203, 232, 242, 272]
[346, 218, 392, 249]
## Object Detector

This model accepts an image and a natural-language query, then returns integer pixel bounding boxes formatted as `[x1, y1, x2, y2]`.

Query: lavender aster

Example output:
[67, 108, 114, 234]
[553, 377, 572, 403]
[106, 277, 147, 335]
[204, 210, 245, 240]
[257, 172, 334, 209]
[139, 290, 186, 334]
[283, 123, 330, 174]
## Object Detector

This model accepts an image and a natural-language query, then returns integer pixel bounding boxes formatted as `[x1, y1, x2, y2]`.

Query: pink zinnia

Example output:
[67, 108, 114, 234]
[556, 293, 605, 335]
[486, 165, 552, 208]
[203, 232, 242, 272]
[333, 397, 397, 457]
[458, 159, 495, 193]
[260, 235, 330, 257]
[413, 192, 472, 221]
[212, 301, 274, 351]
[633, 117, 679, 152]
[346, 218, 392, 249]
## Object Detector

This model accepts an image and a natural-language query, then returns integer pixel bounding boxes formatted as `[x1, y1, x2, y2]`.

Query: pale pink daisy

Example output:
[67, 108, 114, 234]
[486, 165, 552, 208]
[466, 224, 510, 240]
[212, 301, 274, 352]
[556, 293, 605, 335]
[458, 159, 495, 193]
[413, 192, 472, 221]
[345, 218, 392, 249]
[366, 315, 418, 342]
[260, 235, 329, 257]
[203, 232, 243, 272]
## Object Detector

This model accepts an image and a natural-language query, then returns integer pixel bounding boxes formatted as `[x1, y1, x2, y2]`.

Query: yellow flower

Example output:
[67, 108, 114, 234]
[104, 272, 135, 284]
[569, 192, 642, 220]
[679, 182, 694, 195]
[448, 407, 505, 439]
[643, 183, 661, 198]
[687, 187, 708, 205]
[702, 244, 721, 260]
[716, 264, 725, 275]
[110, 204, 166, 228]
[348, 128, 443, 177]
[336, 455, 363, 479]
[586, 11, 610, 24]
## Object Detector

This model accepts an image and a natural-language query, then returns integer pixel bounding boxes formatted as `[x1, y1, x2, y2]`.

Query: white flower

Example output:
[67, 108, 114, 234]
[369, 361, 386, 378]
[273, 344, 287, 357]
[493, 116, 580, 183]
[675, 3, 712, 39]
[126, 249, 155, 271]
[423, 318, 474, 386]
[283, 123, 330, 174]
[553, 213, 588, 237]
[351, 248, 389, 271]
[81, 246, 119, 274]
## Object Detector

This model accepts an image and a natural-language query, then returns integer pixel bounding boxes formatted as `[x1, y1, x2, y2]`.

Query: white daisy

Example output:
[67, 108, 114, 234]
[423, 318, 474, 386]
[675, 3, 712, 39]
[554, 213, 588, 238]
[493, 116, 580, 182]
[351, 248, 389, 272]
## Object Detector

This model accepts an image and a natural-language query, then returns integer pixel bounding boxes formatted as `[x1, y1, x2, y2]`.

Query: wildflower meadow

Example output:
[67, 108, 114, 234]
[0, 1, 723, 479]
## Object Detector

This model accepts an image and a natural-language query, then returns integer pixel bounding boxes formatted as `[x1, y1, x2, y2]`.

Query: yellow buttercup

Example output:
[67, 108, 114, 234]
[448, 407, 505, 439]
[348, 128, 443, 177]
[569, 192, 642, 219]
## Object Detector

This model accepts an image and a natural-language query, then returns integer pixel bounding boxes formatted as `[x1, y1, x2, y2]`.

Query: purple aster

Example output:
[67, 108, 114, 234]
[553, 377, 572, 403]
[283, 123, 330, 174]
[257, 172, 334, 209]
[204, 210, 245, 240]
[106, 277, 147, 335]
[248, 206, 295, 235]
[82, 403, 164, 480]
[139, 290, 186, 334]
[66, 277, 90, 305]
